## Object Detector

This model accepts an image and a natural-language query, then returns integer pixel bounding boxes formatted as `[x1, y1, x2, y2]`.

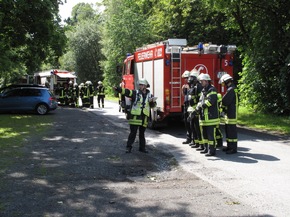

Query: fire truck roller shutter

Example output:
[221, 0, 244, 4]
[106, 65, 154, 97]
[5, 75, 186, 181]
[154, 59, 164, 112]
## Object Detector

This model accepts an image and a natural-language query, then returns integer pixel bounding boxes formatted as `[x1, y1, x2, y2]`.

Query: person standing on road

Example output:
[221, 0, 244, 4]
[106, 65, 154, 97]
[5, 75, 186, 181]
[95, 81, 106, 108]
[219, 74, 238, 154]
[181, 70, 192, 144]
[187, 69, 203, 149]
[194, 73, 219, 157]
[114, 78, 157, 153]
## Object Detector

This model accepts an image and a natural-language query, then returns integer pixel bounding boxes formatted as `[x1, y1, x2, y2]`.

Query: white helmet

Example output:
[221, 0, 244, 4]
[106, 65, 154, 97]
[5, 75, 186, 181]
[182, 70, 190, 78]
[98, 81, 102, 85]
[85, 81, 92, 85]
[138, 78, 149, 87]
[189, 68, 199, 78]
[198, 73, 211, 81]
[219, 74, 233, 83]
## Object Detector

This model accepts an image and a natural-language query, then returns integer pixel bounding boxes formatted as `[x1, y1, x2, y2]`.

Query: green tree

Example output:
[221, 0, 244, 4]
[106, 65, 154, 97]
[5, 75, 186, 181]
[65, 2, 96, 25]
[100, 0, 152, 89]
[62, 3, 103, 84]
[0, 0, 66, 85]
[66, 20, 103, 83]
[210, 0, 290, 114]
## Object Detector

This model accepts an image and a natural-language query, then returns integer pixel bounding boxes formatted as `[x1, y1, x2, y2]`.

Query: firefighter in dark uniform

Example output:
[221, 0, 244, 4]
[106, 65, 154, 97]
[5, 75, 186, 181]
[67, 81, 74, 107]
[187, 69, 203, 148]
[114, 78, 157, 153]
[63, 83, 69, 106]
[79, 83, 85, 107]
[216, 93, 224, 147]
[82, 81, 92, 108]
[219, 74, 238, 154]
[72, 83, 79, 107]
[96, 81, 106, 108]
[181, 70, 192, 144]
[193, 73, 220, 156]
[58, 83, 66, 106]
[54, 83, 61, 104]
[88, 81, 94, 108]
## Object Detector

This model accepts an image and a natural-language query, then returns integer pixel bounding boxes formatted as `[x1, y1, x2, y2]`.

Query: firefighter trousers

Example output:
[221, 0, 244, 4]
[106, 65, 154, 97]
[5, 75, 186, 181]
[225, 124, 238, 150]
[97, 95, 105, 108]
[202, 125, 216, 154]
[190, 115, 202, 145]
[184, 111, 192, 142]
[127, 124, 146, 150]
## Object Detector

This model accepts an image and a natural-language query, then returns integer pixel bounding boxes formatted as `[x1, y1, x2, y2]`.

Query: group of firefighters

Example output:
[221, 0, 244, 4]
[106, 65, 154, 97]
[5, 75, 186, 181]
[181, 69, 238, 156]
[55, 80, 106, 109]
[114, 71, 238, 156]
[53, 71, 237, 156]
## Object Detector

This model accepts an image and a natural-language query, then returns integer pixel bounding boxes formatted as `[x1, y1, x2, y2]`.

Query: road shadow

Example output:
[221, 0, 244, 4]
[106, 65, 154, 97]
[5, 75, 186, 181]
[215, 146, 280, 164]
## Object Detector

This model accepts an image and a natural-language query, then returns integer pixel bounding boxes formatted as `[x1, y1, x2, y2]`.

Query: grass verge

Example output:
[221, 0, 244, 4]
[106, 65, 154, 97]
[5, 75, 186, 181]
[238, 106, 290, 136]
[0, 114, 53, 173]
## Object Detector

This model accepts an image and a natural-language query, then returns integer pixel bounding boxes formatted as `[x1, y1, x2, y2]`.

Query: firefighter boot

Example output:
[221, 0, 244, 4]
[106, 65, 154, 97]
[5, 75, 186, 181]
[191, 141, 200, 148]
[226, 142, 237, 154]
[182, 139, 191, 144]
[126, 146, 132, 153]
[222, 142, 230, 152]
[205, 145, 216, 157]
[189, 141, 195, 147]
[196, 144, 204, 151]
[200, 144, 208, 154]
[216, 138, 223, 148]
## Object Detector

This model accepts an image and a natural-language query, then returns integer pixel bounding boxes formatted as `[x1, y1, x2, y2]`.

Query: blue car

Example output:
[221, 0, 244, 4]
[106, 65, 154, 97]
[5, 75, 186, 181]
[0, 86, 58, 115]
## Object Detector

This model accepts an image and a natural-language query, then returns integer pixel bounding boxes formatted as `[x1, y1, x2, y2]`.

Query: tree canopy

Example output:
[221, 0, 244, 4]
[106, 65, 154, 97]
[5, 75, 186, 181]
[0, 0, 66, 84]
[1, 0, 290, 115]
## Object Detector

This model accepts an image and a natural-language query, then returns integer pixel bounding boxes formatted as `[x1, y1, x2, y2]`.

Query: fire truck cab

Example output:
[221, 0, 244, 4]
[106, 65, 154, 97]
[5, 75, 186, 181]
[120, 39, 236, 128]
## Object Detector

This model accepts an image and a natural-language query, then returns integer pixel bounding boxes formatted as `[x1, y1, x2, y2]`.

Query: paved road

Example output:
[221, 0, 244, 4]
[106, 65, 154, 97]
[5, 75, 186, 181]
[95, 100, 290, 217]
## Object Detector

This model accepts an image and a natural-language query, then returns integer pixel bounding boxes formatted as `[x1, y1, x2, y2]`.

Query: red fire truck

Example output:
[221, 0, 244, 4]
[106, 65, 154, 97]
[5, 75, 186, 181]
[120, 39, 236, 128]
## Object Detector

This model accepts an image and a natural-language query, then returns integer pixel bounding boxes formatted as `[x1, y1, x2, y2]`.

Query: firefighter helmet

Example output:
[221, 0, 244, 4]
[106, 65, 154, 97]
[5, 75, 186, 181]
[198, 73, 211, 81]
[138, 78, 149, 87]
[190, 68, 199, 78]
[219, 74, 233, 83]
[182, 70, 190, 78]
[85, 81, 92, 85]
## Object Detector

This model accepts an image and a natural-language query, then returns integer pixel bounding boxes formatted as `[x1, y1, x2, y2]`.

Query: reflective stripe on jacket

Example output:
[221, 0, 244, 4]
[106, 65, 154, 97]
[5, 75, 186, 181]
[121, 88, 155, 127]
[199, 84, 220, 126]
[97, 86, 105, 96]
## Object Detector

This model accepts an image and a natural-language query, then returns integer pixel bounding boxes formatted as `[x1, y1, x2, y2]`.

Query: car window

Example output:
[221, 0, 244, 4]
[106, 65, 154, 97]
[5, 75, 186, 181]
[21, 89, 42, 96]
[4, 89, 21, 97]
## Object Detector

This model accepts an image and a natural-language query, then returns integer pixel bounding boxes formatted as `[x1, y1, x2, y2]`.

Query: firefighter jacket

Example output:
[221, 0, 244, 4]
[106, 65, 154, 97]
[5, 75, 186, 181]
[198, 84, 220, 126]
[188, 83, 202, 107]
[96, 85, 105, 96]
[88, 85, 94, 97]
[79, 87, 85, 99]
[120, 88, 156, 127]
[221, 83, 238, 125]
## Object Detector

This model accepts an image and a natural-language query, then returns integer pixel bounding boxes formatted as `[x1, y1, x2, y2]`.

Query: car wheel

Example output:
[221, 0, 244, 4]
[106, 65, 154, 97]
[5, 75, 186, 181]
[36, 103, 49, 115]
